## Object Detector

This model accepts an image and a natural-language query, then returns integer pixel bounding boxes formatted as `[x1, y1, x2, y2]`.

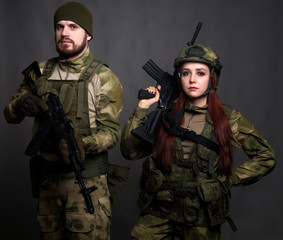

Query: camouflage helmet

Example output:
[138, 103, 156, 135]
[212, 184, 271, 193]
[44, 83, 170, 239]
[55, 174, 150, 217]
[174, 44, 222, 73]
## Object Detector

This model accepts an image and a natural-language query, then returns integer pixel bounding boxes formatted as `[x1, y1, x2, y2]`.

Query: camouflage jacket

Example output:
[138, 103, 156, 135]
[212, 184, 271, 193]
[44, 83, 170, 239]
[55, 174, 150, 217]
[4, 48, 123, 157]
[121, 102, 275, 186]
[120, 101, 275, 226]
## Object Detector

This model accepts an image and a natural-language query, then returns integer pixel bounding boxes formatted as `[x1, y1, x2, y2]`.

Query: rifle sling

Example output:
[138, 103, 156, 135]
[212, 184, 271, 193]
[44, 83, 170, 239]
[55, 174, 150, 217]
[162, 107, 220, 154]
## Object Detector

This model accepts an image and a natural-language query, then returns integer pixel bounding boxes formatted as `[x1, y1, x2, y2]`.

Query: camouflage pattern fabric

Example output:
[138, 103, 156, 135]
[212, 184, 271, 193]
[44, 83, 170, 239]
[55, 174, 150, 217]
[37, 173, 111, 240]
[121, 101, 275, 237]
[174, 44, 222, 72]
[228, 110, 275, 186]
[121, 103, 275, 189]
[38, 47, 123, 156]
[4, 47, 123, 239]
[4, 48, 123, 152]
[130, 213, 221, 240]
[120, 106, 153, 160]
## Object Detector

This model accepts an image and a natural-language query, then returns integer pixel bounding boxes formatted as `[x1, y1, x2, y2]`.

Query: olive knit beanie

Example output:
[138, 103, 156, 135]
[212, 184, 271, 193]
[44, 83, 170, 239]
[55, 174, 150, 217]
[54, 1, 93, 37]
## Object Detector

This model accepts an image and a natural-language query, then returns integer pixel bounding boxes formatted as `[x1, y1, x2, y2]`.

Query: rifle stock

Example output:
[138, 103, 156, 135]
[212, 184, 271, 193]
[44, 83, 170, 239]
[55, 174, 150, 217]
[131, 109, 164, 145]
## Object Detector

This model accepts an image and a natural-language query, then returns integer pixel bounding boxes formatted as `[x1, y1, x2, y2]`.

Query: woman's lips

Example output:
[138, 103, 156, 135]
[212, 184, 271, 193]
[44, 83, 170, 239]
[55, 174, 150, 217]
[189, 87, 198, 91]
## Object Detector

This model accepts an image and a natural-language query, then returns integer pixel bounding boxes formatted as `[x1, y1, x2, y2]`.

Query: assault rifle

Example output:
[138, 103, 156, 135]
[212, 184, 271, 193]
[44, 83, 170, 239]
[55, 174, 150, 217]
[22, 62, 96, 214]
[131, 22, 203, 145]
[131, 61, 179, 145]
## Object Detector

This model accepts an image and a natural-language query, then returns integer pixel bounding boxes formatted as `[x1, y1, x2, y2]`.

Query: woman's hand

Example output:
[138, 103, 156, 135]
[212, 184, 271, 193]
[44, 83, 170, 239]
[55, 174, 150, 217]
[138, 85, 161, 109]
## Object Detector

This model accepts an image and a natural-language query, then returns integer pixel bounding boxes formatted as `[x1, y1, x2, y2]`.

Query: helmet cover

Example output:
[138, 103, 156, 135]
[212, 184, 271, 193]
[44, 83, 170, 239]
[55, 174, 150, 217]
[174, 44, 222, 73]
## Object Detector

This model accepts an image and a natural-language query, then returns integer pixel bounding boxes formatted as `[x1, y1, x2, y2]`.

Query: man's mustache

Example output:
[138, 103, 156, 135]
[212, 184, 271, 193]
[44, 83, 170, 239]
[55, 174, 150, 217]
[58, 37, 74, 44]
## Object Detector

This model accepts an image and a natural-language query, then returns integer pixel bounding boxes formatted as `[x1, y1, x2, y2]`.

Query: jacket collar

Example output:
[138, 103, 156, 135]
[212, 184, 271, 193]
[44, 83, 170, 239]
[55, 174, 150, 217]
[184, 100, 208, 114]
[57, 47, 93, 73]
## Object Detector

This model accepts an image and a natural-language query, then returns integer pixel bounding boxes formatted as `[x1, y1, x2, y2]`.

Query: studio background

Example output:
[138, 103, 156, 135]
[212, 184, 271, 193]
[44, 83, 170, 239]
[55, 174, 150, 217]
[0, 0, 282, 239]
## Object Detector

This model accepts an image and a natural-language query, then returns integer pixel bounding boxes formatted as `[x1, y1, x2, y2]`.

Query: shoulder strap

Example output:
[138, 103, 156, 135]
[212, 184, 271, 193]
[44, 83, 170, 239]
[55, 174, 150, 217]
[79, 59, 106, 82]
[42, 58, 107, 80]
[163, 107, 220, 154]
[77, 59, 106, 118]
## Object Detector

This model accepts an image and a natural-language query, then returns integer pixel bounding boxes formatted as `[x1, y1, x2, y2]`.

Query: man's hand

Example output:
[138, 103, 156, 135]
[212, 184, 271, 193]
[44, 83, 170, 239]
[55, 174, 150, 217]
[58, 136, 86, 165]
[16, 93, 48, 117]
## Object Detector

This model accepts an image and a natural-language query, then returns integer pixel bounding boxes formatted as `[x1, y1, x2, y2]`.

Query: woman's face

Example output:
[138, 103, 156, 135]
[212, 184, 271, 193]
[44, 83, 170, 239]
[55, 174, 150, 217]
[179, 62, 210, 106]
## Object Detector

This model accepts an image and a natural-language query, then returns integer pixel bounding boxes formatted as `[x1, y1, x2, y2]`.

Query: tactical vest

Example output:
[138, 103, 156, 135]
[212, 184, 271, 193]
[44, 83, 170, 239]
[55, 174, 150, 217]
[138, 105, 235, 228]
[36, 57, 108, 178]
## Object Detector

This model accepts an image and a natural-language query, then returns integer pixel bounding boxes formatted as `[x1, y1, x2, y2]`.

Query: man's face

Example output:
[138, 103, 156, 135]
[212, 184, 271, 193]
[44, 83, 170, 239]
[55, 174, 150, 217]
[55, 20, 91, 60]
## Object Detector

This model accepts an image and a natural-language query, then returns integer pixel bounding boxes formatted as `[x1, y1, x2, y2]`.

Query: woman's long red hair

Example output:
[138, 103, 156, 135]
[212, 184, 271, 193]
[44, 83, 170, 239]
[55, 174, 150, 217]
[152, 91, 185, 173]
[153, 71, 233, 175]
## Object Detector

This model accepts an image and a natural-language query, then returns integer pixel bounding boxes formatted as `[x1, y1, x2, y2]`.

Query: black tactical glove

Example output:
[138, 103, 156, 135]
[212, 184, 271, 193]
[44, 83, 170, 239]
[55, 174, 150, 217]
[16, 93, 48, 117]
[58, 136, 86, 165]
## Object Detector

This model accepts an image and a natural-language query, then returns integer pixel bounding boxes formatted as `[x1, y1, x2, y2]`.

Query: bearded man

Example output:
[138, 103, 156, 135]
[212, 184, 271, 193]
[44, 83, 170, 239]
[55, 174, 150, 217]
[4, 2, 123, 239]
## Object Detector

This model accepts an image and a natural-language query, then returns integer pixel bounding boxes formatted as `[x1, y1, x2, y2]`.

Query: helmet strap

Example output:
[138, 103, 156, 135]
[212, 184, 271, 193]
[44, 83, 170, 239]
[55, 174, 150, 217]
[202, 67, 215, 96]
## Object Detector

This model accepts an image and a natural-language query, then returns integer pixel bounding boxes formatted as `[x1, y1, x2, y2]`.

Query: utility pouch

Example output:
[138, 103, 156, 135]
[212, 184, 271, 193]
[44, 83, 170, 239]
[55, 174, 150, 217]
[145, 168, 166, 193]
[156, 190, 174, 216]
[198, 179, 229, 226]
[107, 164, 130, 211]
[198, 179, 222, 202]
[183, 196, 200, 223]
[198, 144, 217, 174]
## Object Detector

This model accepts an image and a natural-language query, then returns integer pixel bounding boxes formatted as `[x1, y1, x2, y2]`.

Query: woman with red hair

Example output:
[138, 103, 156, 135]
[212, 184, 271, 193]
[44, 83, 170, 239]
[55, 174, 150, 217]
[121, 44, 275, 240]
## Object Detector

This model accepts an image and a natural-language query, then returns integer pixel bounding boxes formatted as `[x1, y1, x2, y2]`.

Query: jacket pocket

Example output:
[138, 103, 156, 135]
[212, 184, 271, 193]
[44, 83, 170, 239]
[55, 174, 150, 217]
[66, 213, 95, 233]
[98, 196, 112, 217]
[37, 215, 63, 233]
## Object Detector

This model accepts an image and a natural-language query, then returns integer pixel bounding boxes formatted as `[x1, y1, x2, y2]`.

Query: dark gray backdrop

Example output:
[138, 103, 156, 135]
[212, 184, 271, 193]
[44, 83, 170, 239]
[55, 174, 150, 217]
[1, 0, 282, 239]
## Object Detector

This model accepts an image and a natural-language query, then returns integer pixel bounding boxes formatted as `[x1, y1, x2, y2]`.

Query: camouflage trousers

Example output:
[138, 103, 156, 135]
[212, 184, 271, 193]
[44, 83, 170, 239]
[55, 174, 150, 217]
[37, 172, 111, 240]
[130, 213, 221, 240]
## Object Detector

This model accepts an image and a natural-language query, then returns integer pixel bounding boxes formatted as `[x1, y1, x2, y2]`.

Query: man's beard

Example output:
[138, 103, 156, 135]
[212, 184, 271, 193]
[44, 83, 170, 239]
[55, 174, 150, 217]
[56, 35, 87, 59]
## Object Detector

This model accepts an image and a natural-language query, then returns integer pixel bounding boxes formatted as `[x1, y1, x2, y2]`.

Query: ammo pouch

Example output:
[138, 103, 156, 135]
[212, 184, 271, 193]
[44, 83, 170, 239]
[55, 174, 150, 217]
[137, 166, 166, 213]
[156, 189, 200, 224]
[107, 164, 130, 211]
[84, 154, 130, 212]
[145, 168, 166, 193]
[197, 179, 229, 226]
[156, 190, 174, 216]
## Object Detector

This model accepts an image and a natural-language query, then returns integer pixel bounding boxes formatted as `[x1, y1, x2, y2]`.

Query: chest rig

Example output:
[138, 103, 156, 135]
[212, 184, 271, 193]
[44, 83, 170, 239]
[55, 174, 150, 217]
[138, 105, 236, 230]
[34, 57, 111, 178]
[41, 57, 104, 137]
